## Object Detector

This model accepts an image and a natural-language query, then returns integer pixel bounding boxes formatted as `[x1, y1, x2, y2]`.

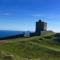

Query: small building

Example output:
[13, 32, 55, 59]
[30, 20, 47, 36]
[35, 20, 47, 35]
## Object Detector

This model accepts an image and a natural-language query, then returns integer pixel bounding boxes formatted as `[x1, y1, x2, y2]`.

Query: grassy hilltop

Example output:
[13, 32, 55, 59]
[0, 33, 60, 60]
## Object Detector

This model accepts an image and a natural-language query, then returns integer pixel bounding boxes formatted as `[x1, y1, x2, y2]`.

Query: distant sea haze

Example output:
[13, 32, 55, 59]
[0, 30, 31, 38]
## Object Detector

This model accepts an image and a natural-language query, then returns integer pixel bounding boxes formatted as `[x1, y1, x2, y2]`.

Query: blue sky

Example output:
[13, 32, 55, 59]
[0, 0, 60, 32]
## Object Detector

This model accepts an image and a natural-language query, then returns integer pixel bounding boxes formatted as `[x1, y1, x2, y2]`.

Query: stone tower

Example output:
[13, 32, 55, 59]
[35, 20, 47, 35]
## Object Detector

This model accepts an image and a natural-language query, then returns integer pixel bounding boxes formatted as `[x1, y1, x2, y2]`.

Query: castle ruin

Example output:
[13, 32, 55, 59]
[30, 20, 47, 36]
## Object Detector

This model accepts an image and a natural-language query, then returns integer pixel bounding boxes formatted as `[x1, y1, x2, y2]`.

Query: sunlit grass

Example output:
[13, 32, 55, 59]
[0, 34, 60, 60]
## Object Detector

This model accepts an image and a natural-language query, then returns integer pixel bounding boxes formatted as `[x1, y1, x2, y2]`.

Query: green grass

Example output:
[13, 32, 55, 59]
[0, 34, 60, 60]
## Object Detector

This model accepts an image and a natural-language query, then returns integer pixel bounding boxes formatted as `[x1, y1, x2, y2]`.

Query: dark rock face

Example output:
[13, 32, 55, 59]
[54, 33, 60, 44]
[54, 33, 60, 37]
[30, 32, 37, 37]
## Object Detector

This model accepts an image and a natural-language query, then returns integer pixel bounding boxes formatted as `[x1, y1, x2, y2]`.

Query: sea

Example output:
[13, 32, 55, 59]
[0, 30, 25, 38]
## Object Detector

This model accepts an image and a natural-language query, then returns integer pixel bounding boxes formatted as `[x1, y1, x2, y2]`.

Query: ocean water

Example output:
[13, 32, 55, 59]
[0, 30, 24, 38]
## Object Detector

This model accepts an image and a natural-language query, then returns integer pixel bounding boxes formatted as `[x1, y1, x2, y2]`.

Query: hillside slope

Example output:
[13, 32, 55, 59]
[0, 35, 60, 60]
